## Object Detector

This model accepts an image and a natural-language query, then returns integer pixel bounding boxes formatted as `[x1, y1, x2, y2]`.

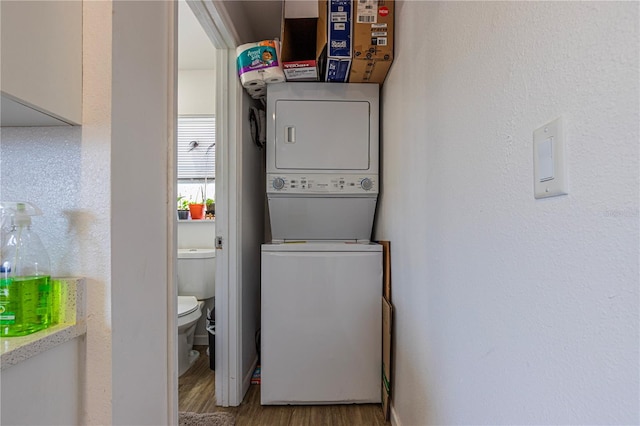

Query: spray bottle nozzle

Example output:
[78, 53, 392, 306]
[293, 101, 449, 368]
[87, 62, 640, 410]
[0, 201, 43, 228]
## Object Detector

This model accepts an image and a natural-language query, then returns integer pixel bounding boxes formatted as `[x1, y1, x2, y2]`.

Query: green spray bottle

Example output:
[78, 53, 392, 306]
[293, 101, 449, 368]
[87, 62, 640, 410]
[0, 202, 52, 336]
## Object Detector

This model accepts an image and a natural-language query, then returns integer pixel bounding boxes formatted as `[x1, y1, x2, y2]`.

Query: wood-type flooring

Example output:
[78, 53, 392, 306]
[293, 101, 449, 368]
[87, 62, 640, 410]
[179, 346, 390, 426]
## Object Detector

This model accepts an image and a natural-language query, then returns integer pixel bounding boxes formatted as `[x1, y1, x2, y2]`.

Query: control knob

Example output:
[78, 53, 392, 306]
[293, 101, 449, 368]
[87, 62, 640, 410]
[272, 177, 285, 190]
[360, 178, 373, 191]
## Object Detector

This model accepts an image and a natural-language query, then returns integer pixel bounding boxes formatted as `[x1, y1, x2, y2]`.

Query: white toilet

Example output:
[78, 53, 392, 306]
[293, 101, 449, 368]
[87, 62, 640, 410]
[177, 248, 216, 377]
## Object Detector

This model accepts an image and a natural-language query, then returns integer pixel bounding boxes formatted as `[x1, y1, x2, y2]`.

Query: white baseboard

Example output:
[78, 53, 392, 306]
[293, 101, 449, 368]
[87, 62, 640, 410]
[194, 334, 209, 346]
[390, 402, 401, 426]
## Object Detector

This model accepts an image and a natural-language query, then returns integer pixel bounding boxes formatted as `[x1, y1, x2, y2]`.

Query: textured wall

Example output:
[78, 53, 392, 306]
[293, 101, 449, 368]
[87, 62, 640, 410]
[82, 2, 114, 423]
[0, 126, 83, 275]
[0, 2, 115, 424]
[376, 2, 639, 424]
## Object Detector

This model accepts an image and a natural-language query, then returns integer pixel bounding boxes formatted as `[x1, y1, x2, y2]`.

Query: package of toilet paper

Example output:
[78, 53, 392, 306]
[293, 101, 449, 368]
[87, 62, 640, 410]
[236, 40, 285, 88]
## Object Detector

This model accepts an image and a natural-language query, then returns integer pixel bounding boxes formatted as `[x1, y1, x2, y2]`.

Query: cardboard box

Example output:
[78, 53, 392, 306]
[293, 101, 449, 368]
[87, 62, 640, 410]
[382, 295, 393, 420]
[280, 0, 355, 82]
[349, 59, 393, 85]
[280, 1, 322, 81]
[380, 240, 391, 301]
[379, 240, 393, 420]
[349, 0, 394, 84]
[320, 0, 353, 82]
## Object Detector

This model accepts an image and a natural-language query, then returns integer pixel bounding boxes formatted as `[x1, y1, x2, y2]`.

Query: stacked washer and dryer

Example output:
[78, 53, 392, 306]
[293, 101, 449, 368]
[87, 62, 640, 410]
[261, 83, 382, 405]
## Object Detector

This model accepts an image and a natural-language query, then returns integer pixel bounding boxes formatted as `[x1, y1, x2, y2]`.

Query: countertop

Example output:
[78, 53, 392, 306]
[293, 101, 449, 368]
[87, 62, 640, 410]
[1, 277, 86, 370]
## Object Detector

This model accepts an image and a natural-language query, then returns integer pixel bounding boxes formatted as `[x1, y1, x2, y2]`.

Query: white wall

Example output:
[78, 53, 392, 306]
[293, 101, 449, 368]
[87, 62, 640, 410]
[178, 220, 216, 249]
[178, 69, 216, 115]
[239, 93, 265, 390]
[110, 2, 173, 425]
[82, 3, 113, 422]
[376, 2, 639, 425]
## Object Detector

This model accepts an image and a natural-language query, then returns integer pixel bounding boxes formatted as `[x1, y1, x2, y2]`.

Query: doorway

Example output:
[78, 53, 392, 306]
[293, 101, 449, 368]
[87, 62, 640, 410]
[174, 0, 239, 410]
[173, 0, 267, 411]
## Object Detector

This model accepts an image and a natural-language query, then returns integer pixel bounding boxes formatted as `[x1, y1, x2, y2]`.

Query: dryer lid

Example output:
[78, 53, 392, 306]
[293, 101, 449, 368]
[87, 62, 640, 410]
[178, 296, 199, 317]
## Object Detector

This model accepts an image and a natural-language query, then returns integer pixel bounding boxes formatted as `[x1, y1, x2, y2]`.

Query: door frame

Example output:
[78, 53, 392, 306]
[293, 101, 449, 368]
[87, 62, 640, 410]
[175, 0, 243, 407]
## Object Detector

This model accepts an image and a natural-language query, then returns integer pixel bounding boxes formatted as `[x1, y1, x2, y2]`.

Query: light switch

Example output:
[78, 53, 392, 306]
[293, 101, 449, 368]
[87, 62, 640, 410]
[537, 137, 554, 181]
[533, 117, 567, 198]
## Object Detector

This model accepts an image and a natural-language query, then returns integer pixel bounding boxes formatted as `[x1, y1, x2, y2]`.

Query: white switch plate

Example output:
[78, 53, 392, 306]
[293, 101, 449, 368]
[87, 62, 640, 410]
[533, 117, 568, 198]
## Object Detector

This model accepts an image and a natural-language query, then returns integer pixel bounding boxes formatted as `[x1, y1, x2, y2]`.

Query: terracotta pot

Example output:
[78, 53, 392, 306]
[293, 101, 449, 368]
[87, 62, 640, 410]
[188, 203, 205, 220]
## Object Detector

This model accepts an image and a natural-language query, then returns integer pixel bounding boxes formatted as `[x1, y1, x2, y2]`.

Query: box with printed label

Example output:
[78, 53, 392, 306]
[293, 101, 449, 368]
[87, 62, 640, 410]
[325, 58, 352, 82]
[349, 0, 394, 84]
[327, 0, 352, 58]
[280, 1, 322, 81]
[319, 0, 353, 82]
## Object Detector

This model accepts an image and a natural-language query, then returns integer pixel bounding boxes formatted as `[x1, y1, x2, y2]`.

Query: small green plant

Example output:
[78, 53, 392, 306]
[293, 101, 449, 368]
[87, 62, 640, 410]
[177, 195, 189, 210]
[205, 198, 215, 207]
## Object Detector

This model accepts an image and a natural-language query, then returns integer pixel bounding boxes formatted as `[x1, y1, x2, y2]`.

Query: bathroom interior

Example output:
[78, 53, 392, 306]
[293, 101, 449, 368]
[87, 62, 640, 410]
[175, 0, 219, 403]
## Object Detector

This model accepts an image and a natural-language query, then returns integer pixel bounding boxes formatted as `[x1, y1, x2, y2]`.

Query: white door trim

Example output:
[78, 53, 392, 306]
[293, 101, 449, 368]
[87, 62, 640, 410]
[182, 0, 243, 407]
[214, 46, 236, 407]
[167, 1, 179, 423]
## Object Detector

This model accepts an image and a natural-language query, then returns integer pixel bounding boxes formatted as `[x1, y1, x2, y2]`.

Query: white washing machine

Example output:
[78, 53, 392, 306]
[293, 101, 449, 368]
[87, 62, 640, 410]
[261, 83, 382, 405]
[266, 83, 379, 242]
[261, 242, 382, 405]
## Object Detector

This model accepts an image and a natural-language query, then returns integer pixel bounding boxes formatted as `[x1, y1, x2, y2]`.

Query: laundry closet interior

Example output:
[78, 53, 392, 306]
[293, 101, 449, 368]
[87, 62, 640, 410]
[176, 0, 393, 414]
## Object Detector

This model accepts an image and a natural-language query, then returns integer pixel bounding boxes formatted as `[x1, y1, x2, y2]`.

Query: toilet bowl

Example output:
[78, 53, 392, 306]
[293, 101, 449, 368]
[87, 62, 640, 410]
[178, 295, 204, 376]
[177, 248, 216, 377]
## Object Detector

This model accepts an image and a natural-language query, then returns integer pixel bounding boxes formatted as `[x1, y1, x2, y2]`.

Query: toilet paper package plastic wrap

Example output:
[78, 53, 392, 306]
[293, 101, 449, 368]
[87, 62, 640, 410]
[247, 85, 267, 99]
[236, 40, 285, 88]
[263, 40, 286, 84]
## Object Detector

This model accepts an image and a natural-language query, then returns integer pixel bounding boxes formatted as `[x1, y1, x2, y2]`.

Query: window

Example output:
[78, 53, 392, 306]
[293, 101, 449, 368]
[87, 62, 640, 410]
[177, 115, 216, 204]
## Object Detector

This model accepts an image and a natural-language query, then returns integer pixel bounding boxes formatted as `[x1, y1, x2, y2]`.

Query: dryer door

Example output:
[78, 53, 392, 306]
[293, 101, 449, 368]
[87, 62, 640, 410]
[274, 99, 370, 170]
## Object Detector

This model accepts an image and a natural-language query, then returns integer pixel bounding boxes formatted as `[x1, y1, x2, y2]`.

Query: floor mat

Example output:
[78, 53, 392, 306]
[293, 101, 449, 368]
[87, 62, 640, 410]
[178, 411, 235, 426]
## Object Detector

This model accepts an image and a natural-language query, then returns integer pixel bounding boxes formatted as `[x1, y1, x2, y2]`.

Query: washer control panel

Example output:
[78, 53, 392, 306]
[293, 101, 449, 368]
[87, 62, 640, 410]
[267, 174, 378, 194]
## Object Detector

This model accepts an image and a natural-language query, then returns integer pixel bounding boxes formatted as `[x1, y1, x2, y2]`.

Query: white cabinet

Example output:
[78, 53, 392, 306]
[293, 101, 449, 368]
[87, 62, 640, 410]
[1, 1, 82, 126]
[1, 339, 82, 425]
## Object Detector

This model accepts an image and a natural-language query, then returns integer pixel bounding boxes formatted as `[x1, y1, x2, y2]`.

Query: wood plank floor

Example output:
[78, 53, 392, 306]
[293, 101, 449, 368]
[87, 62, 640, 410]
[179, 346, 390, 426]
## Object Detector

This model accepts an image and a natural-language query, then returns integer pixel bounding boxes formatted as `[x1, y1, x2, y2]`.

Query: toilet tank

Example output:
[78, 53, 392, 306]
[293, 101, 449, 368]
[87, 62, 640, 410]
[177, 248, 216, 299]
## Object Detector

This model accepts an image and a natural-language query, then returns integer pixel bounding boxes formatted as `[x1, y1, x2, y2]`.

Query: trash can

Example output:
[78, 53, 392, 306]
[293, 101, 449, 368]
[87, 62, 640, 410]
[206, 308, 215, 371]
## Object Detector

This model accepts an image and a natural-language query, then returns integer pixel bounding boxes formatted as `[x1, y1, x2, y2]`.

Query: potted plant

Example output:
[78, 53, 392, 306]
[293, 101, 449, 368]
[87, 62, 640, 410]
[177, 195, 189, 220]
[205, 198, 215, 215]
[188, 187, 205, 220]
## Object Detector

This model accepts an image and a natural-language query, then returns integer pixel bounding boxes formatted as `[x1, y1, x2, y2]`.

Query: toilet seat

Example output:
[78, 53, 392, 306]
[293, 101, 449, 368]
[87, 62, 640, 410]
[178, 296, 199, 317]
[177, 296, 203, 330]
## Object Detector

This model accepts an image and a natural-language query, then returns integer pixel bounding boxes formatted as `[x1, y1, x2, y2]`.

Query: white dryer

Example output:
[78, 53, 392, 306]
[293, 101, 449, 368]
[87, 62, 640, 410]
[266, 83, 379, 241]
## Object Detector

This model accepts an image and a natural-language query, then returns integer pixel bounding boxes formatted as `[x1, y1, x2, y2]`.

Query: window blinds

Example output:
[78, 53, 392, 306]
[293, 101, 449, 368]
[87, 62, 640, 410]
[177, 115, 216, 179]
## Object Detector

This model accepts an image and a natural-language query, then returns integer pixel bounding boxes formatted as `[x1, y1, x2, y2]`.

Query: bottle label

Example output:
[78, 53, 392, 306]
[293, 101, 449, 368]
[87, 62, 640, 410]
[0, 280, 16, 323]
